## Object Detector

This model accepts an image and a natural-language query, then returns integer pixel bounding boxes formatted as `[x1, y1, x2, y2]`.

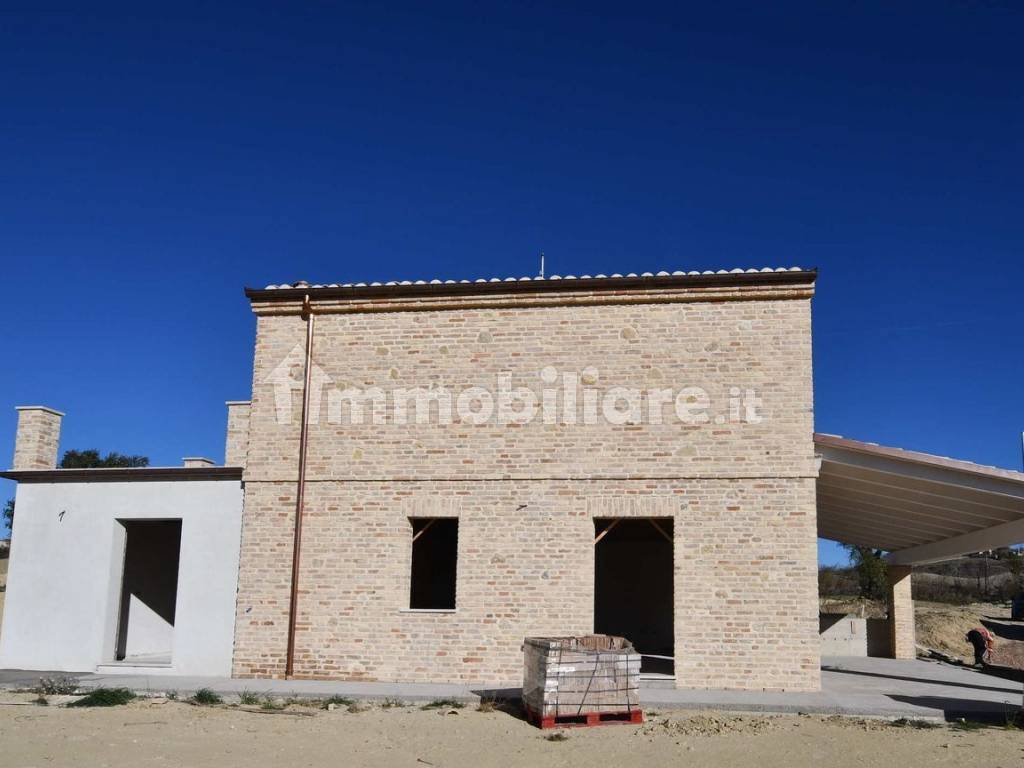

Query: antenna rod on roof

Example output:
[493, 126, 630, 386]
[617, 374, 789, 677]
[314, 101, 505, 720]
[538, 251, 545, 280]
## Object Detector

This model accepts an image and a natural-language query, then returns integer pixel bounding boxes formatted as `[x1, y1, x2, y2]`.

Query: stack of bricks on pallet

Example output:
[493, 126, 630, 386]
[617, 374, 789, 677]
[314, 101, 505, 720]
[523, 635, 641, 717]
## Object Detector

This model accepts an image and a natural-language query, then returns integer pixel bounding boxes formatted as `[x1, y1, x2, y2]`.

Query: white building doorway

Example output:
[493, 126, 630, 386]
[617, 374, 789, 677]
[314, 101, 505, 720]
[113, 519, 182, 665]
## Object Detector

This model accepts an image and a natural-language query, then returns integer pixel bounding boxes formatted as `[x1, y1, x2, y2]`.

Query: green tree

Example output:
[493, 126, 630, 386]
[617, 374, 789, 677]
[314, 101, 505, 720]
[844, 544, 888, 600]
[2, 451, 148, 535]
[59, 450, 149, 469]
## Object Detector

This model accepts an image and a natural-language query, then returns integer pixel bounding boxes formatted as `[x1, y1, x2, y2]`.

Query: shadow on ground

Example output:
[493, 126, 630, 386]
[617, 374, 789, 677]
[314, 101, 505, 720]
[982, 617, 1024, 641]
[472, 689, 527, 721]
[822, 665, 1021, 695]
[887, 695, 1020, 724]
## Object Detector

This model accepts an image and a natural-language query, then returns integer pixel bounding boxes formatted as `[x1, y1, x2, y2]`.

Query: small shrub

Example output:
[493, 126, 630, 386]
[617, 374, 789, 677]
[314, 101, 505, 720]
[477, 698, 496, 713]
[381, 697, 406, 709]
[891, 718, 940, 729]
[68, 688, 136, 708]
[191, 688, 222, 706]
[952, 718, 985, 731]
[37, 676, 79, 695]
[260, 697, 286, 711]
[165, 690, 178, 701]
[238, 690, 260, 706]
[322, 695, 355, 709]
[544, 731, 569, 742]
[33, 695, 49, 706]
[421, 698, 465, 710]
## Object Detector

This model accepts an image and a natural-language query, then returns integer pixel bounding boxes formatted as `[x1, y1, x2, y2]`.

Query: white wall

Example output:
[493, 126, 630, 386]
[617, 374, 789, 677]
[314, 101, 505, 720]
[124, 593, 174, 658]
[819, 614, 868, 657]
[0, 480, 243, 676]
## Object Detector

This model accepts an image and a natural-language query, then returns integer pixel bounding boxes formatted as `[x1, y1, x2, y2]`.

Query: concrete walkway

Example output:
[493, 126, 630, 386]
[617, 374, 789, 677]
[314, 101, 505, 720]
[2, 656, 1021, 721]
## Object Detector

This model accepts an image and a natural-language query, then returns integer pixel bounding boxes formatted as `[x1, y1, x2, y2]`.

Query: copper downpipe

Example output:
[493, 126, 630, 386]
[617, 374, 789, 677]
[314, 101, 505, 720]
[285, 294, 315, 679]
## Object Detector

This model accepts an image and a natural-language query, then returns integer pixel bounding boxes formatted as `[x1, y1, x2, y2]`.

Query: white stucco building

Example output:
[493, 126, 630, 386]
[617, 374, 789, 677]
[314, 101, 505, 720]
[0, 408, 243, 676]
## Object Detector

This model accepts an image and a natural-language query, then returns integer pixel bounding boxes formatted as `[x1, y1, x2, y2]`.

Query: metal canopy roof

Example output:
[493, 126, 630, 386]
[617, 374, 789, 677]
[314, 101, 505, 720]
[815, 434, 1024, 566]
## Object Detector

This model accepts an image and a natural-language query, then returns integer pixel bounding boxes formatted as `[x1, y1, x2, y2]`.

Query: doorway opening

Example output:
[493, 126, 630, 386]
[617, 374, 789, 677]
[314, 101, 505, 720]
[114, 520, 182, 664]
[594, 518, 674, 678]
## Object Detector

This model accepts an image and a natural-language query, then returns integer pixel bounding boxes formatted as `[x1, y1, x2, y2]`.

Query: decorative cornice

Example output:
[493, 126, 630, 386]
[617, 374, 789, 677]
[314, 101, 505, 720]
[247, 270, 817, 316]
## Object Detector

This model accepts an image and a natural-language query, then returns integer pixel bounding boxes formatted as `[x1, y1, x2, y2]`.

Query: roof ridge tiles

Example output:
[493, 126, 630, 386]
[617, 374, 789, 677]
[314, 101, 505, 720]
[261, 266, 809, 291]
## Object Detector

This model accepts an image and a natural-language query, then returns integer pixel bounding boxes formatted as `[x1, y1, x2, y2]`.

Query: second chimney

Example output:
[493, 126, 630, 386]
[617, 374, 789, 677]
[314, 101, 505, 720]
[13, 406, 64, 470]
[224, 400, 251, 469]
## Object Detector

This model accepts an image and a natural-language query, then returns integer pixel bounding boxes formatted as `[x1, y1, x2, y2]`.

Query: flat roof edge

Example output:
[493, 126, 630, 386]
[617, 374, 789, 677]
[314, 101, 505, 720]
[814, 433, 1024, 484]
[1, 466, 244, 483]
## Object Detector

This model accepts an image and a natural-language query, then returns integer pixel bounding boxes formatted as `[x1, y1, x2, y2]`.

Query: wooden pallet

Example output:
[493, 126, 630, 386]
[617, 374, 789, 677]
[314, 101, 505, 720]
[525, 704, 644, 730]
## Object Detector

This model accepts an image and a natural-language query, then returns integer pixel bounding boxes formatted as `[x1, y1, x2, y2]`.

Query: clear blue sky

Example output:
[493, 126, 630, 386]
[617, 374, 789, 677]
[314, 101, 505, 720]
[1, 3, 1022, 565]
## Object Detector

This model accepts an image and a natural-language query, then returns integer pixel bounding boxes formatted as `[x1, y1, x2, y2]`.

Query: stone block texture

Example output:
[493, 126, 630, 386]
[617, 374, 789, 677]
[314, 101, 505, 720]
[232, 276, 820, 691]
[12, 406, 63, 470]
[225, 401, 251, 468]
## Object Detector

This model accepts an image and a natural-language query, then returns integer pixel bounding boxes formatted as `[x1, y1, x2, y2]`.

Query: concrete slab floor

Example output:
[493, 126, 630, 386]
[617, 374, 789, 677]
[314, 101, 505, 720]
[2, 656, 1021, 721]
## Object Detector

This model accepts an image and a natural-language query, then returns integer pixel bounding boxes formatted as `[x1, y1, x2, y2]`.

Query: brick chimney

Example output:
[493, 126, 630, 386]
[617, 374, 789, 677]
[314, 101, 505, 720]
[13, 406, 64, 470]
[224, 400, 251, 468]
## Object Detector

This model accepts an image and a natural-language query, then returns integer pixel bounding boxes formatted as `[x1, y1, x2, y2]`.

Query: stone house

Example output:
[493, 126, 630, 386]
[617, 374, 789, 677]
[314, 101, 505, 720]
[233, 267, 819, 691]
[4, 267, 1020, 690]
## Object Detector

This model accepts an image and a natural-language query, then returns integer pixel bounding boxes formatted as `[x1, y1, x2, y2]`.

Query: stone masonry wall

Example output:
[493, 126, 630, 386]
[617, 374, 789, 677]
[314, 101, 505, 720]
[232, 279, 820, 691]
[224, 401, 251, 468]
[12, 406, 63, 470]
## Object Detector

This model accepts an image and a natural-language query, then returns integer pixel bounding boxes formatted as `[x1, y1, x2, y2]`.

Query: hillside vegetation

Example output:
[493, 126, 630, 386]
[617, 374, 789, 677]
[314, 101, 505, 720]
[821, 554, 1024, 667]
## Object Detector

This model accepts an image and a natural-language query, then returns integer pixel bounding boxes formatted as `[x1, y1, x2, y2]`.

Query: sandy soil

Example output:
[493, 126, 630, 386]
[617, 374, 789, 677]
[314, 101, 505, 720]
[916, 601, 1009, 661]
[0, 692, 1022, 768]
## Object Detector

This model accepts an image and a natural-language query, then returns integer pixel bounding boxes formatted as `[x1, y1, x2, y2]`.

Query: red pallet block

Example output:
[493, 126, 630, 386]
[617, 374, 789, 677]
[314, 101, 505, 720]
[525, 704, 644, 730]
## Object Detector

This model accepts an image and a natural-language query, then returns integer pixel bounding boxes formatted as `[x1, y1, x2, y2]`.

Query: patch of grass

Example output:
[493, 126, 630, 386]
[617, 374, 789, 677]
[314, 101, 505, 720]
[322, 695, 355, 710]
[165, 690, 178, 701]
[67, 688, 136, 708]
[544, 731, 569, 742]
[951, 718, 985, 731]
[381, 697, 406, 709]
[37, 676, 79, 695]
[260, 697, 286, 711]
[421, 698, 466, 710]
[33, 695, 49, 706]
[238, 690, 261, 706]
[476, 698, 496, 713]
[190, 688, 223, 706]
[891, 718, 940, 729]
[1003, 711, 1024, 730]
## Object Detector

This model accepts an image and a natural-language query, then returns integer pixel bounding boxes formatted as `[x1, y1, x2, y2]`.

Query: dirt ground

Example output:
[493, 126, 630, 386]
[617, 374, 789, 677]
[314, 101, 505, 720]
[0, 691, 1022, 768]
[914, 601, 1020, 663]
